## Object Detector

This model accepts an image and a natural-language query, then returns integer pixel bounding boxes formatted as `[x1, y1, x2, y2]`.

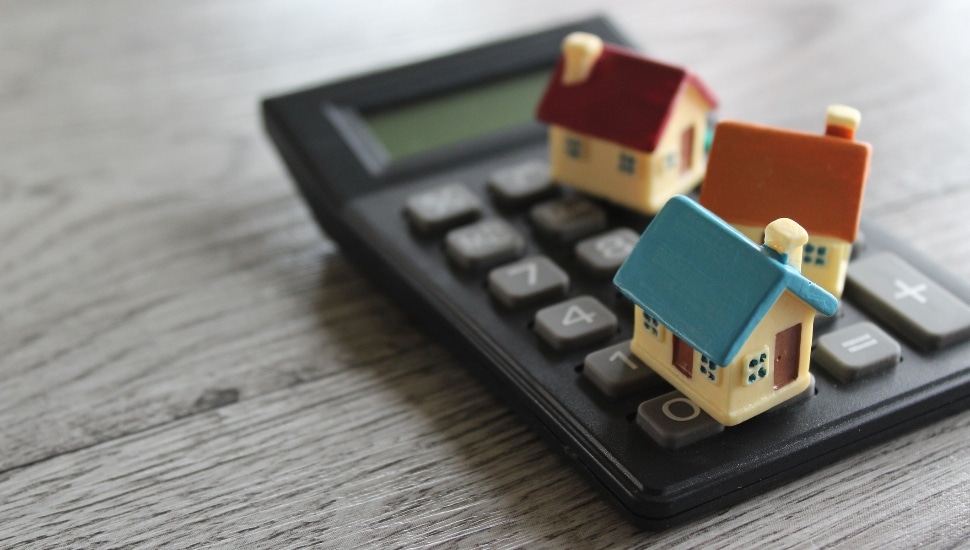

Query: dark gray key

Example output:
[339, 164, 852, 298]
[846, 252, 970, 350]
[445, 219, 525, 271]
[404, 184, 482, 234]
[487, 255, 569, 309]
[575, 228, 640, 277]
[534, 296, 617, 351]
[583, 340, 664, 397]
[813, 322, 900, 382]
[487, 160, 556, 207]
[529, 196, 607, 243]
[636, 391, 724, 450]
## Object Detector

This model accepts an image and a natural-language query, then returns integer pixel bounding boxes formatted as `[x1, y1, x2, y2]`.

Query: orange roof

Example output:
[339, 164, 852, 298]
[699, 121, 871, 242]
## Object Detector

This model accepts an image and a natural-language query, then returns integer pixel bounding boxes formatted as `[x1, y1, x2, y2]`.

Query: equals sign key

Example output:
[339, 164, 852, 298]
[814, 322, 901, 383]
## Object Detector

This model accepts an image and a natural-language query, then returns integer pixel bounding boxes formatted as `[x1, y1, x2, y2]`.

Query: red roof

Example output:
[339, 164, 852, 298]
[536, 44, 718, 153]
[699, 121, 872, 242]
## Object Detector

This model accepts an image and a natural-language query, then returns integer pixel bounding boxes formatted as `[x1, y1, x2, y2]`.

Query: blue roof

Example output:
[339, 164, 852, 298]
[614, 196, 838, 365]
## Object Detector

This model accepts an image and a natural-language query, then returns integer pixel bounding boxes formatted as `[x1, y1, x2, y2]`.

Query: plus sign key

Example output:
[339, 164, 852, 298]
[846, 252, 970, 350]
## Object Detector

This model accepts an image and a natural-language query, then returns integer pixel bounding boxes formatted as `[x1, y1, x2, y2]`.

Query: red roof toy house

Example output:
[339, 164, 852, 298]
[536, 32, 718, 214]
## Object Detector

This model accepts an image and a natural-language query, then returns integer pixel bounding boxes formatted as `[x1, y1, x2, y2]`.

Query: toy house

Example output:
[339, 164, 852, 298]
[614, 196, 838, 426]
[699, 106, 872, 297]
[536, 32, 718, 214]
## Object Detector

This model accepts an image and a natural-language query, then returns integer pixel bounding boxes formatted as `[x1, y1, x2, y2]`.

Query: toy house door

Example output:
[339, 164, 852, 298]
[680, 126, 694, 174]
[774, 324, 801, 388]
[672, 336, 693, 378]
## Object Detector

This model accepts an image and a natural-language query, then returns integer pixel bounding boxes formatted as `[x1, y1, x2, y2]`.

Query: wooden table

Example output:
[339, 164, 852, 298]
[3, 0, 969, 546]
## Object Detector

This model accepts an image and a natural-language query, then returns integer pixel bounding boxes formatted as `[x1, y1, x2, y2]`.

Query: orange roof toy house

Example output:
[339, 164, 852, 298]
[699, 106, 872, 297]
[536, 33, 718, 214]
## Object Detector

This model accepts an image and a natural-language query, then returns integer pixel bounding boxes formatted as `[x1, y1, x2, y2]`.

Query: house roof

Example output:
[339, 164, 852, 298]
[614, 196, 838, 366]
[699, 120, 871, 242]
[535, 44, 718, 153]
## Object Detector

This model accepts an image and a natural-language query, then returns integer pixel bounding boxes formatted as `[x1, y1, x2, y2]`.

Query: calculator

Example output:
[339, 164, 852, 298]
[261, 16, 970, 529]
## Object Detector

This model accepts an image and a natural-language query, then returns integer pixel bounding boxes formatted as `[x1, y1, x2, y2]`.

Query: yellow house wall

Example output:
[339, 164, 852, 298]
[631, 291, 815, 426]
[733, 223, 852, 298]
[548, 126, 653, 211]
[647, 84, 712, 212]
[547, 83, 712, 214]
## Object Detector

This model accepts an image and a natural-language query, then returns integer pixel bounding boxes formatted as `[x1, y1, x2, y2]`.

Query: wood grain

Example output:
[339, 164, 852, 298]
[1, 0, 969, 546]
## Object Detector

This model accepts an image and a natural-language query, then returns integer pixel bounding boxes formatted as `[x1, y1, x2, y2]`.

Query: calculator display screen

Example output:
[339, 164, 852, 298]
[362, 69, 551, 160]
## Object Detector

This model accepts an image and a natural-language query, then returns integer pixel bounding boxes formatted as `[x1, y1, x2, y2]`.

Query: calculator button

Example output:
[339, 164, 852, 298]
[845, 252, 970, 350]
[534, 296, 617, 351]
[445, 219, 525, 271]
[636, 391, 724, 450]
[487, 255, 569, 309]
[487, 160, 557, 207]
[529, 196, 607, 243]
[575, 228, 640, 277]
[404, 184, 482, 235]
[813, 322, 900, 382]
[583, 340, 663, 397]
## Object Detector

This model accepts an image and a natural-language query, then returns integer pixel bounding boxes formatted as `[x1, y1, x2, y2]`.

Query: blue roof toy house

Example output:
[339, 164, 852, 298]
[614, 196, 838, 425]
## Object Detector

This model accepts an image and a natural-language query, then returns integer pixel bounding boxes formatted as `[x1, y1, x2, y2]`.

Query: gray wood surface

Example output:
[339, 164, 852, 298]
[2, 0, 969, 547]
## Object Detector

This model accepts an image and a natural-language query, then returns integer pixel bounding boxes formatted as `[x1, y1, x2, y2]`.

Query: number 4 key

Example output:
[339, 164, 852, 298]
[534, 296, 617, 351]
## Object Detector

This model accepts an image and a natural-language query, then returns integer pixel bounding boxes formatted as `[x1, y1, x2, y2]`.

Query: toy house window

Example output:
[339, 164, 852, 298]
[744, 347, 769, 386]
[664, 153, 677, 171]
[699, 355, 721, 385]
[565, 137, 583, 159]
[642, 311, 664, 340]
[618, 153, 636, 175]
[704, 113, 716, 157]
[803, 243, 827, 266]
[680, 126, 694, 174]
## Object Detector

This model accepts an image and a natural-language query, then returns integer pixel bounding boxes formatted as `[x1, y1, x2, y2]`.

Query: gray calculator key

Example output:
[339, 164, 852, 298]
[636, 391, 724, 450]
[846, 252, 970, 350]
[583, 340, 663, 397]
[445, 219, 525, 271]
[487, 255, 569, 309]
[575, 228, 641, 277]
[487, 160, 556, 207]
[529, 196, 607, 243]
[405, 184, 482, 234]
[534, 296, 617, 351]
[813, 322, 900, 382]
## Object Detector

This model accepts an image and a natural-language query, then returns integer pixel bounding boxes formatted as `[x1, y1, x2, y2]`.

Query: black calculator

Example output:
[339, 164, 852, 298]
[262, 16, 970, 529]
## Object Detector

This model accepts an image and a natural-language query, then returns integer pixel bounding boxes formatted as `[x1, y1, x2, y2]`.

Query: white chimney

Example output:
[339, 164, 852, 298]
[764, 218, 809, 271]
[560, 32, 603, 86]
[825, 105, 861, 140]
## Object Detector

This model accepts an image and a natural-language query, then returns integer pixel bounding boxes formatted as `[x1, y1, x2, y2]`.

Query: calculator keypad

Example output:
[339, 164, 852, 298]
[397, 158, 970, 455]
